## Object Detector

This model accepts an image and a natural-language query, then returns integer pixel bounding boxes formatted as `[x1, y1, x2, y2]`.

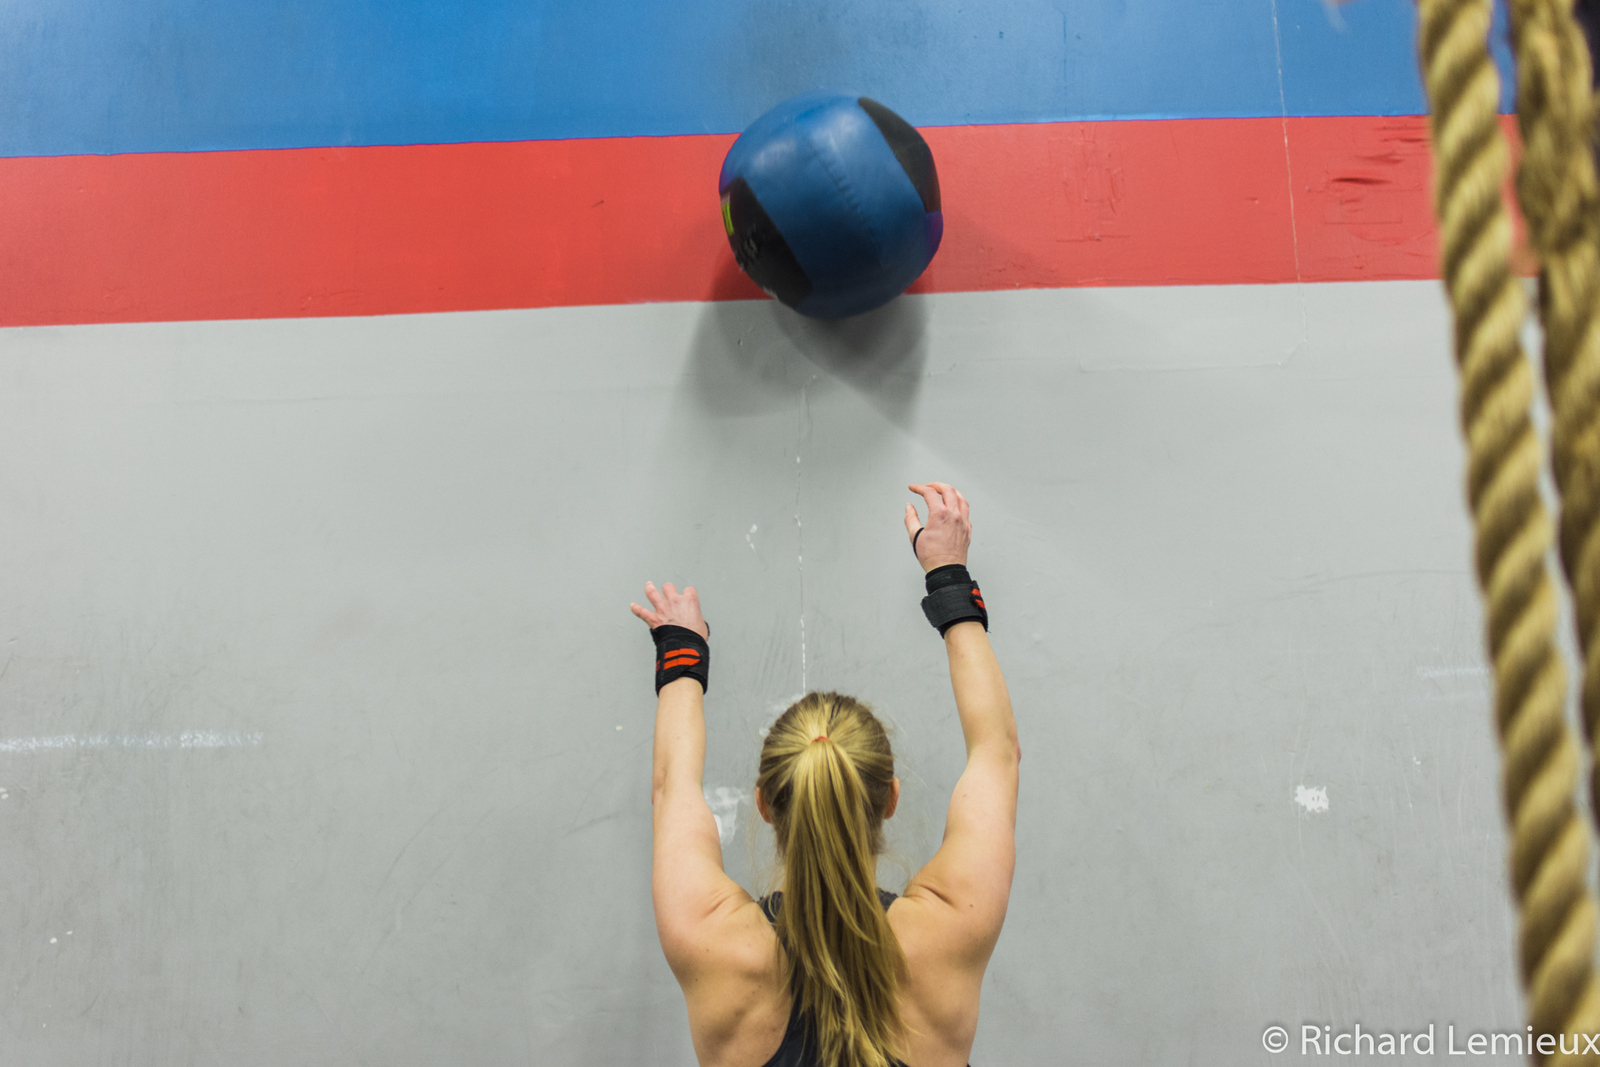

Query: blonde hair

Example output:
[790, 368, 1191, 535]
[756, 692, 905, 1067]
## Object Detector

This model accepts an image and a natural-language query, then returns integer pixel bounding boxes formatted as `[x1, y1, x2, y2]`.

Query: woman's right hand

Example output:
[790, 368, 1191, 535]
[905, 482, 972, 573]
[629, 581, 710, 640]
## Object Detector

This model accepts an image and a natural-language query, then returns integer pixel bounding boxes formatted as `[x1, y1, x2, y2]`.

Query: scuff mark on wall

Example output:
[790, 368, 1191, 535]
[1294, 785, 1330, 814]
[0, 731, 263, 754]
[704, 786, 750, 846]
[1416, 665, 1488, 679]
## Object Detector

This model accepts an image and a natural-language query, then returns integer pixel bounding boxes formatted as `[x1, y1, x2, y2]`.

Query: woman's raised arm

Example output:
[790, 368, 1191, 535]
[629, 583, 750, 979]
[901, 483, 1021, 968]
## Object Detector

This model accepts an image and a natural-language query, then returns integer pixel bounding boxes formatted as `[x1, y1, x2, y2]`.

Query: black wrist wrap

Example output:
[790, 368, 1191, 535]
[652, 624, 709, 693]
[921, 564, 988, 636]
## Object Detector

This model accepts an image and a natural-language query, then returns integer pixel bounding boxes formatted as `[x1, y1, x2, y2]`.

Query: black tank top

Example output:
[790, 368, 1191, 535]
[755, 889, 967, 1067]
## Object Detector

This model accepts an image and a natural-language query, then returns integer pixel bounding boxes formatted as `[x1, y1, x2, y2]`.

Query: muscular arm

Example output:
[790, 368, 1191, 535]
[651, 676, 750, 978]
[650, 675, 710, 808]
[632, 584, 750, 982]
[901, 485, 1021, 969]
[907, 621, 1019, 954]
[944, 619, 1020, 763]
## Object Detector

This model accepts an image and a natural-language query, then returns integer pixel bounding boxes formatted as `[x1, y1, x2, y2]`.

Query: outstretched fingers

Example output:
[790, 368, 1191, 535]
[634, 581, 669, 627]
[904, 502, 923, 541]
[643, 580, 667, 613]
[910, 482, 944, 516]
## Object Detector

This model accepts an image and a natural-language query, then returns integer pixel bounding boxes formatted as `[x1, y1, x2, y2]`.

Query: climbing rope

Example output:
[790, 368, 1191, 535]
[1418, 0, 1600, 1057]
[1509, 0, 1600, 825]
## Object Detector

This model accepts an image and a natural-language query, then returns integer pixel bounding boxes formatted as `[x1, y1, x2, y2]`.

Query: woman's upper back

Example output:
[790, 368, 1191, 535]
[676, 875, 1003, 1067]
[660, 685, 1018, 1066]
[756, 890, 906, 1067]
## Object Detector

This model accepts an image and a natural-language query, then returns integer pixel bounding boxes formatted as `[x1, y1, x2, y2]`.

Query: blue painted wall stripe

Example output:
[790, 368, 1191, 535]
[1, 0, 1513, 159]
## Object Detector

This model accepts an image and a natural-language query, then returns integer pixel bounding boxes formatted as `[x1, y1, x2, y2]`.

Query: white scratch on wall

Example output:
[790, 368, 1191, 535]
[1294, 785, 1329, 814]
[747, 524, 758, 552]
[0, 731, 264, 754]
[704, 785, 750, 846]
[768, 693, 807, 719]
[1416, 665, 1489, 679]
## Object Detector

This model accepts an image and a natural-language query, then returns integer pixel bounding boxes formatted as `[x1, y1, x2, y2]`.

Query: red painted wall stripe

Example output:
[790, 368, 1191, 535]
[0, 116, 1471, 328]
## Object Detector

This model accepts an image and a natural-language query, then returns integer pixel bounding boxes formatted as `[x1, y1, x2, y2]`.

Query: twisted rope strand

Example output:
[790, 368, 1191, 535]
[1509, 0, 1600, 832]
[1419, 0, 1600, 1060]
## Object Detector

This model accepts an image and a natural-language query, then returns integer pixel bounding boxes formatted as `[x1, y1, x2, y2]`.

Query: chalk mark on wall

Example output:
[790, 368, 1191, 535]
[705, 785, 750, 846]
[0, 731, 264, 754]
[795, 378, 814, 690]
[1294, 785, 1330, 814]
[1416, 665, 1489, 679]
[1268, 0, 1310, 362]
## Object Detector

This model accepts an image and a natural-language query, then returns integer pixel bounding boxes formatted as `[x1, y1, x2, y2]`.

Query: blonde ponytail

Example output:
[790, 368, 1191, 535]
[757, 693, 905, 1067]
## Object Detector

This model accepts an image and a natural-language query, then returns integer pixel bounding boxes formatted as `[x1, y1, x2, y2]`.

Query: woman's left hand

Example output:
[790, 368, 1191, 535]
[629, 581, 709, 639]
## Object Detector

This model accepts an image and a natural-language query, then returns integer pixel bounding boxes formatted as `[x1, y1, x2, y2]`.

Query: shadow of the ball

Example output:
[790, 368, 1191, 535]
[683, 263, 931, 433]
[770, 289, 929, 378]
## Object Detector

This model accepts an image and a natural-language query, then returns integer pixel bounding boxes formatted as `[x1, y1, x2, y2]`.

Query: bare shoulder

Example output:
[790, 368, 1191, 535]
[896, 741, 1019, 963]
[889, 884, 1009, 968]
[665, 895, 777, 985]
[886, 893, 989, 1064]
[676, 898, 792, 1067]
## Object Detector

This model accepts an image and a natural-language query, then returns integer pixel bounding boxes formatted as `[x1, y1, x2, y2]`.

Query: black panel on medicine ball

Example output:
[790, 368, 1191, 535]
[723, 176, 813, 308]
[856, 97, 941, 213]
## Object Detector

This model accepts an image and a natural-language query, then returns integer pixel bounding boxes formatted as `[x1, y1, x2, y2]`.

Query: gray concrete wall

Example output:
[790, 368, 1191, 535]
[0, 283, 1530, 1063]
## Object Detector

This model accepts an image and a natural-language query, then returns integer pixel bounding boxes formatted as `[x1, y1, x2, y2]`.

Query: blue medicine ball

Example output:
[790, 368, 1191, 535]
[719, 92, 943, 320]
